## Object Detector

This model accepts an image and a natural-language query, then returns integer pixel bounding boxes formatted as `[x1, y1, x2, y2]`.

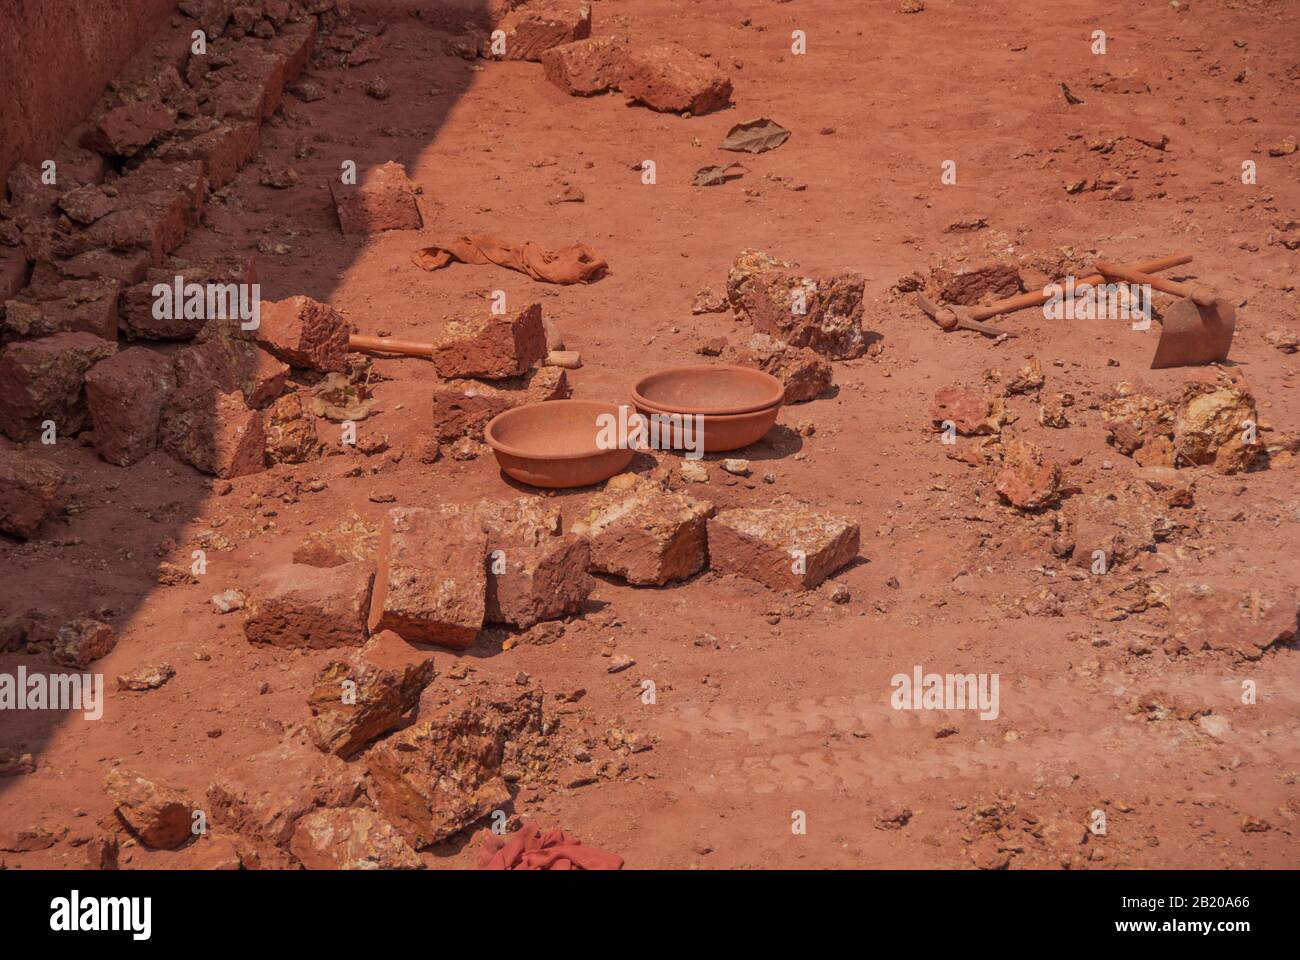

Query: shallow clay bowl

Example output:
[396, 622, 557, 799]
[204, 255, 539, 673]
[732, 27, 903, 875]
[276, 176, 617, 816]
[485, 400, 634, 489]
[633, 364, 785, 416]
[633, 398, 781, 453]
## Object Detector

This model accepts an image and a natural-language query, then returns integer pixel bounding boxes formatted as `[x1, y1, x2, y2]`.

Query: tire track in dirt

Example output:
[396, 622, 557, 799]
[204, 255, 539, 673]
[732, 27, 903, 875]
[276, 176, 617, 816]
[651, 676, 1300, 796]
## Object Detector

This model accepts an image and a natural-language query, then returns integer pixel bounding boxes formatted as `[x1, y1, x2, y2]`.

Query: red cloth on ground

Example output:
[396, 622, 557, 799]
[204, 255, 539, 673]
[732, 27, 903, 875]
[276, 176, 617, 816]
[411, 235, 608, 284]
[476, 822, 624, 870]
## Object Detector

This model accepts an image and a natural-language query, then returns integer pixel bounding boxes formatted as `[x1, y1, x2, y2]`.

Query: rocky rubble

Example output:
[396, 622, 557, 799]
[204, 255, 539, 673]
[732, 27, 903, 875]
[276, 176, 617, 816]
[727, 250, 870, 359]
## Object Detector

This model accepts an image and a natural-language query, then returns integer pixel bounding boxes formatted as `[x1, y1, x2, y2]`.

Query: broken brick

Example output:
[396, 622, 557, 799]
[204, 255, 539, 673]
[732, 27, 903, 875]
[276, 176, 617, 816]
[0, 444, 64, 539]
[104, 769, 194, 849]
[206, 737, 366, 846]
[120, 257, 258, 340]
[368, 507, 487, 649]
[540, 35, 628, 95]
[158, 120, 261, 189]
[250, 295, 350, 372]
[995, 439, 1062, 511]
[495, 1, 593, 62]
[439, 498, 594, 628]
[0, 332, 117, 441]
[289, 808, 421, 870]
[930, 385, 1006, 436]
[431, 365, 569, 442]
[620, 42, 732, 115]
[52, 617, 118, 668]
[85, 347, 177, 466]
[708, 505, 860, 590]
[307, 629, 437, 759]
[329, 161, 422, 235]
[728, 333, 832, 404]
[2, 277, 120, 340]
[81, 98, 177, 158]
[243, 560, 376, 649]
[363, 693, 513, 848]
[432, 302, 547, 380]
[159, 386, 266, 478]
[571, 473, 713, 585]
[727, 250, 868, 359]
[264, 391, 321, 464]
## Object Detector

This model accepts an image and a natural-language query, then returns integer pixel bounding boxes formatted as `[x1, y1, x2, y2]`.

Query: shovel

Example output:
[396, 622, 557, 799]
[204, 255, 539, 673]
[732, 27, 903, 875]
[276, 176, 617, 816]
[1093, 260, 1235, 368]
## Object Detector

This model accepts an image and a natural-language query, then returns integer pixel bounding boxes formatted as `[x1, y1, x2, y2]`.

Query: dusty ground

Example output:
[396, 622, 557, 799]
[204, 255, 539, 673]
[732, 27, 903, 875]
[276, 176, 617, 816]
[3, 0, 1299, 869]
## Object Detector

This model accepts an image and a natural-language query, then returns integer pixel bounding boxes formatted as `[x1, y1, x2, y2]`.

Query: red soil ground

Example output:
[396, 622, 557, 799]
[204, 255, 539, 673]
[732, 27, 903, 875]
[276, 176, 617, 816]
[2, 0, 1298, 869]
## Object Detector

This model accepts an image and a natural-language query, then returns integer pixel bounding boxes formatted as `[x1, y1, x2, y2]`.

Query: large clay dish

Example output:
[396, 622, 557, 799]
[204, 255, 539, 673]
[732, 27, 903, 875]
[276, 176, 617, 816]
[485, 400, 634, 488]
[633, 364, 784, 416]
[633, 399, 781, 452]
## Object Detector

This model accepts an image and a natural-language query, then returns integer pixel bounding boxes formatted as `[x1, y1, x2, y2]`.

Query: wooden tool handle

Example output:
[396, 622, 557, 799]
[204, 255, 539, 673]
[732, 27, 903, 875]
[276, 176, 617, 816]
[971, 253, 1193, 320]
[1093, 260, 1190, 297]
[1094, 260, 1220, 306]
[349, 334, 434, 358]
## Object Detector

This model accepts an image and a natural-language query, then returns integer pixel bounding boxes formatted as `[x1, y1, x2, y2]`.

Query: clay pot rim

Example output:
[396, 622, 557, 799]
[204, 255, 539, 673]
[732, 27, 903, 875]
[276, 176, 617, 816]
[485, 399, 627, 462]
[632, 364, 785, 415]
[632, 398, 782, 422]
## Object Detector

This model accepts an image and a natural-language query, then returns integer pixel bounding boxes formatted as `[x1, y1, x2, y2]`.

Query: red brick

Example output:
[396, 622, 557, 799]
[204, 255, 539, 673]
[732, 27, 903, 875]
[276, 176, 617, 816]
[540, 35, 628, 95]
[728, 333, 832, 404]
[329, 161, 422, 235]
[120, 257, 257, 340]
[496, 1, 592, 62]
[0, 444, 64, 539]
[368, 507, 487, 649]
[40, 249, 152, 286]
[243, 561, 376, 649]
[268, 18, 318, 82]
[439, 498, 594, 628]
[621, 42, 732, 115]
[249, 295, 349, 372]
[85, 347, 177, 466]
[0, 249, 30, 302]
[0, 332, 117, 441]
[58, 161, 206, 267]
[58, 185, 116, 225]
[206, 738, 366, 846]
[708, 505, 860, 590]
[1, 277, 120, 340]
[726, 250, 869, 360]
[81, 99, 177, 158]
[203, 38, 289, 121]
[571, 473, 713, 585]
[159, 121, 261, 189]
[159, 385, 266, 478]
[430, 366, 569, 442]
[431, 302, 547, 380]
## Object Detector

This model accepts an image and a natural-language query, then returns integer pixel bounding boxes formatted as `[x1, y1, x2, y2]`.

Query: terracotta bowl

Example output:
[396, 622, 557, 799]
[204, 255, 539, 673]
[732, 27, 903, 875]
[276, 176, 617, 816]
[485, 400, 634, 488]
[633, 398, 781, 452]
[633, 364, 784, 416]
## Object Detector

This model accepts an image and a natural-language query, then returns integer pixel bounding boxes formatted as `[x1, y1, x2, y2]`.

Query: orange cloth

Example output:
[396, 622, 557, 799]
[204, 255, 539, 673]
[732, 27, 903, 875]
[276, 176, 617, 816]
[477, 822, 624, 871]
[411, 235, 608, 285]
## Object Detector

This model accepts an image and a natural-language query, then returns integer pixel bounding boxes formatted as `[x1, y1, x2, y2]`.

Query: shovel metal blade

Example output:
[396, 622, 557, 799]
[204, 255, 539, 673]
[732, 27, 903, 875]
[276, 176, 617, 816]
[1150, 297, 1236, 369]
